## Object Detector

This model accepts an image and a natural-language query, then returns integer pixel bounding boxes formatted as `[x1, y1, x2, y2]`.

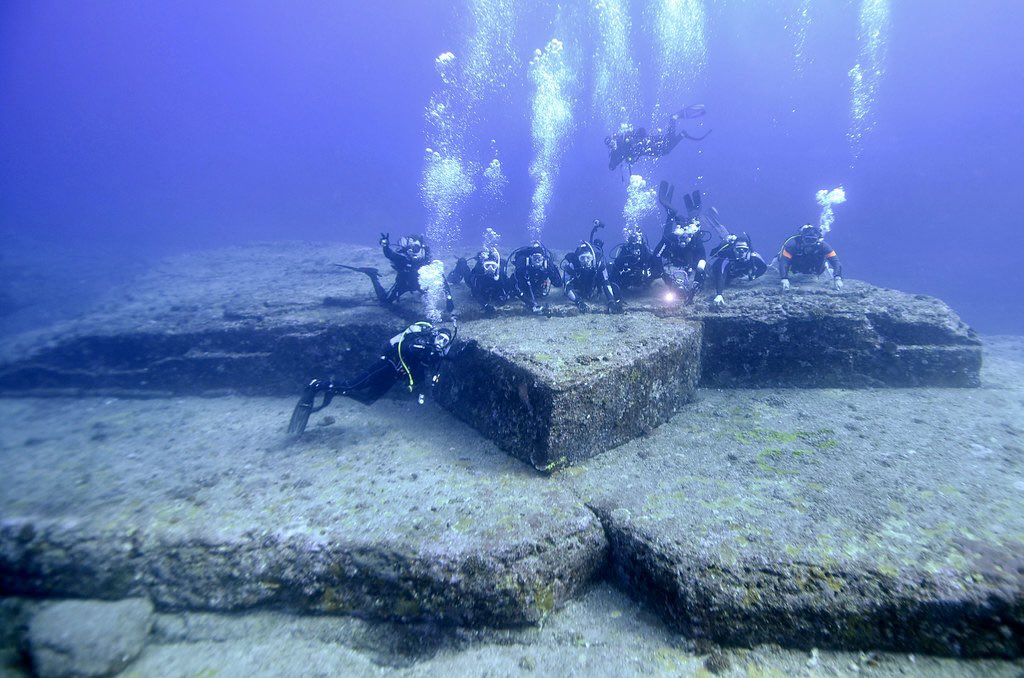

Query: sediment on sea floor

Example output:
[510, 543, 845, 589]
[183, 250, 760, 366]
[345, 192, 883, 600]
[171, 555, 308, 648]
[0, 243, 1014, 659]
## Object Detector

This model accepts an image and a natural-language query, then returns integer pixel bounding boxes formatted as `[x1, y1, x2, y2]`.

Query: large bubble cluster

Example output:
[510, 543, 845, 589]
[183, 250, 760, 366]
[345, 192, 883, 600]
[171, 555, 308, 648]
[591, 0, 640, 129]
[622, 174, 658, 237]
[417, 260, 449, 323]
[848, 0, 890, 161]
[422, 52, 474, 252]
[528, 38, 576, 239]
[422, 149, 473, 251]
[652, 0, 707, 123]
[463, 0, 518, 111]
[815, 186, 846, 234]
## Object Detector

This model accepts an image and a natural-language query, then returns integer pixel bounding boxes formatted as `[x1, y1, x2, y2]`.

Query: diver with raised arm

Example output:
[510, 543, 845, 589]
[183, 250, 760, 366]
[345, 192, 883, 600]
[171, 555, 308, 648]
[338, 233, 454, 313]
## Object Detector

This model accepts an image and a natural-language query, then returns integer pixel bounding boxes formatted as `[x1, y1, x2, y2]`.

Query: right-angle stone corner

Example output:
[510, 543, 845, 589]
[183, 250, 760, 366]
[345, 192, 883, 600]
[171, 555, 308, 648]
[436, 314, 702, 470]
[695, 279, 981, 387]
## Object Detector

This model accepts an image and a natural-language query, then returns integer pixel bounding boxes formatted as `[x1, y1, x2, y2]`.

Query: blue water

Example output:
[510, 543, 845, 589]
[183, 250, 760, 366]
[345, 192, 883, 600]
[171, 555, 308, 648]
[1, 1, 1021, 332]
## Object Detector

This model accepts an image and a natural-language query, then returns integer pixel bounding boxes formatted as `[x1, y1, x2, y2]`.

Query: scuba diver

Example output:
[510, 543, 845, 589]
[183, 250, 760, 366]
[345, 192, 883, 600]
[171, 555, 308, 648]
[605, 105, 710, 172]
[448, 246, 510, 315]
[709, 233, 768, 308]
[561, 220, 624, 314]
[338, 233, 454, 313]
[778, 224, 844, 290]
[608, 229, 662, 292]
[287, 321, 457, 435]
[654, 182, 712, 304]
[506, 241, 563, 314]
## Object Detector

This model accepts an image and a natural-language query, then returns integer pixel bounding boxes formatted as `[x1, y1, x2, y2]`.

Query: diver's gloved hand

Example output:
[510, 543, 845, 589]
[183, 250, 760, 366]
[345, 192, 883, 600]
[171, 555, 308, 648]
[380, 232, 390, 247]
[781, 279, 790, 291]
[531, 304, 545, 315]
[576, 301, 589, 313]
[833, 277, 844, 290]
[713, 294, 725, 309]
[607, 300, 624, 314]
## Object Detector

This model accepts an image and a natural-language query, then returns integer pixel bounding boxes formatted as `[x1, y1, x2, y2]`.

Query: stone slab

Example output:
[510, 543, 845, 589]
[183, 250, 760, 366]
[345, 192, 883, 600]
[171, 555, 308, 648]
[566, 336, 1024, 657]
[620, 276, 981, 388]
[0, 396, 607, 626]
[438, 315, 702, 470]
[0, 243, 981, 398]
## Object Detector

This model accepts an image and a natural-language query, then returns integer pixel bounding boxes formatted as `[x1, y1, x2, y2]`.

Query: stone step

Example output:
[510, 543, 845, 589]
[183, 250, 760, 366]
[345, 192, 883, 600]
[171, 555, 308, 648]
[0, 243, 983, 469]
[0, 396, 606, 626]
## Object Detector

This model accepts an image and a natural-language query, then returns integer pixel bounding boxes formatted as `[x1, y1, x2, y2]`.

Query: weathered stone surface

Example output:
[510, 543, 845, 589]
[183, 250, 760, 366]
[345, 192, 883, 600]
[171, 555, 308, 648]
[622, 276, 981, 388]
[438, 315, 702, 469]
[0, 396, 607, 627]
[0, 243, 415, 397]
[0, 243, 981, 398]
[27, 598, 154, 678]
[566, 343, 1024, 657]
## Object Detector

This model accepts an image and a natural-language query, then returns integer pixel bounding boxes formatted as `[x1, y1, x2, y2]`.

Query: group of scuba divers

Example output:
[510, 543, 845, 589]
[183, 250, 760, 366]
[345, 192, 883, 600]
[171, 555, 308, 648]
[287, 107, 844, 435]
[288, 189, 844, 435]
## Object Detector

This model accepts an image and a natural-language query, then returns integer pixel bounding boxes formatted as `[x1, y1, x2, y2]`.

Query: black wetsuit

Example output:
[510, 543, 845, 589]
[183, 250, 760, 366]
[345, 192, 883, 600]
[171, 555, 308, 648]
[606, 107, 709, 170]
[368, 241, 454, 313]
[710, 241, 768, 295]
[508, 244, 563, 312]
[287, 325, 451, 434]
[562, 250, 620, 312]
[449, 255, 509, 313]
[608, 240, 662, 291]
[779, 238, 843, 278]
[654, 231, 707, 300]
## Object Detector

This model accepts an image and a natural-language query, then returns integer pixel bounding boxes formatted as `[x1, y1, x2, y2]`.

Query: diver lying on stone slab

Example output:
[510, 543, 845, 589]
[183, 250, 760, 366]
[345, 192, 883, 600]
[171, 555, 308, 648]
[605, 105, 710, 171]
[709, 233, 768, 308]
[608, 230, 663, 293]
[778, 224, 844, 291]
[561, 221, 623, 314]
[506, 241, 563, 315]
[337, 233, 454, 313]
[448, 246, 510, 315]
[287, 321, 457, 435]
[654, 181, 712, 305]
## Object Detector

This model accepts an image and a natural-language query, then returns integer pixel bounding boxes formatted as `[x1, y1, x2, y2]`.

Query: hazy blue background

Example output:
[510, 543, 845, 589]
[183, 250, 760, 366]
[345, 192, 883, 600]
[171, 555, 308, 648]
[2, 1, 1021, 332]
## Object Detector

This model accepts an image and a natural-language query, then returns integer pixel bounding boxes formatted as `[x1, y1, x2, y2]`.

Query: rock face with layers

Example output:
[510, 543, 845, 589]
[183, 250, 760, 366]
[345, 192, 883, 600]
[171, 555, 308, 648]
[437, 315, 703, 469]
[0, 397, 608, 627]
[691, 279, 981, 388]
[614, 276, 981, 388]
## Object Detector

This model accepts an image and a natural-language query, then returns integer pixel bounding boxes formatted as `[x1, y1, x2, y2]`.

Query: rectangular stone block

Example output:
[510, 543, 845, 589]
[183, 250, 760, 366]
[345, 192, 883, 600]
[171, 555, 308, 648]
[436, 315, 702, 470]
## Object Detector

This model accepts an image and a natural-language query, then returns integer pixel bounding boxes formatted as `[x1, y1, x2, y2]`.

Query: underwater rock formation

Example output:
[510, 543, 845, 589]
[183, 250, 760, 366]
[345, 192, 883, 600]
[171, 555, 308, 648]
[437, 315, 702, 470]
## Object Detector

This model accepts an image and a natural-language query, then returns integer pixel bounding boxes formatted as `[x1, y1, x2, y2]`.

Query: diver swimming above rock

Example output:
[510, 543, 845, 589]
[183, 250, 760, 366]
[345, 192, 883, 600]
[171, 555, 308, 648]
[448, 246, 510, 315]
[561, 220, 623, 314]
[605, 105, 710, 171]
[338, 233, 454, 313]
[506, 241, 563, 315]
[709, 233, 768, 308]
[608, 229, 663, 293]
[778, 224, 844, 291]
[654, 181, 717, 305]
[287, 321, 458, 435]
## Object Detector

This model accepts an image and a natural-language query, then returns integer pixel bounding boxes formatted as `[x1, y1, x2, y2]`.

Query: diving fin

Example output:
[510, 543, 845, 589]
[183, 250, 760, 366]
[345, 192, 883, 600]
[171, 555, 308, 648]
[705, 207, 732, 240]
[335, 264, 381, 279]
[287, 391, 315, 435]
